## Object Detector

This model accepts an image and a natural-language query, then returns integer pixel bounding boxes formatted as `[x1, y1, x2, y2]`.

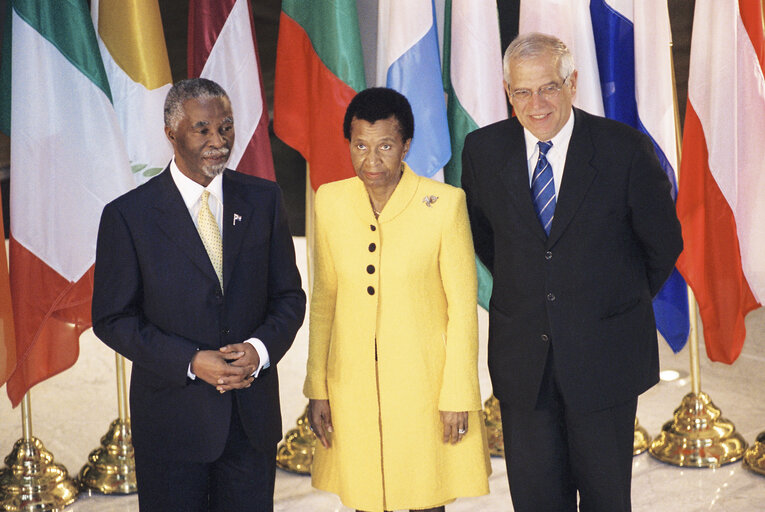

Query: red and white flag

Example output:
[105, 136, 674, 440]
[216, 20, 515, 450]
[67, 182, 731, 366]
[188, 0, 275, 180]
[676, 0, 765, 364]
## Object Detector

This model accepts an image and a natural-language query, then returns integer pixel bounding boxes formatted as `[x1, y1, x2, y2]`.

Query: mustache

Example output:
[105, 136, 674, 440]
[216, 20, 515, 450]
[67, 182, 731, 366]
[202, 148, 230, 159]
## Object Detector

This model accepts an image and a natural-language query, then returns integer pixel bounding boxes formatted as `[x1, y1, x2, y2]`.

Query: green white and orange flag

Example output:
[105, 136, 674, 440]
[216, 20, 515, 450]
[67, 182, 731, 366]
[0, 0, 134, 406]
[443, 0, 507, 309]
[273, 0, 366, 191]
[91, 0, 173, 184]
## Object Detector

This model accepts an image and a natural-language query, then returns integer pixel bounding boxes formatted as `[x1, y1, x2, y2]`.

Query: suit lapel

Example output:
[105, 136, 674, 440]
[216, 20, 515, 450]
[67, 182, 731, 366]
[547, 109, 598, 246]
[498, 120, 549, 243]
[222, 171, 255, 292]
[151, 168, 221, 286]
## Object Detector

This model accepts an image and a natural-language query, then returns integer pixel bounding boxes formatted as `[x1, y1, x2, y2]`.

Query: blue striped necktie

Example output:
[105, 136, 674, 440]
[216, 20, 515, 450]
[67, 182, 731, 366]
[531, 140, 555, 235]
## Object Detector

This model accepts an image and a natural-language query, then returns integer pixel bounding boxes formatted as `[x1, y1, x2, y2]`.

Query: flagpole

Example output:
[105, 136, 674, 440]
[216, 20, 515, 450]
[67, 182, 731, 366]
[78, 353, 137, 494]
[648, 33, 747, 468]
[275, 163, 317, 475]
[0, 392, 78, 510]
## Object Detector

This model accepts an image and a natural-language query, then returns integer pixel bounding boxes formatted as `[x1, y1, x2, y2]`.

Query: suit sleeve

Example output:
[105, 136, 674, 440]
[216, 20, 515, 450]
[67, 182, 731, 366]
[628, 133, 683, 296]
[437, 189, 482, 412]
[461, 132, 495, 274]
[249, 188, 306, 366]
[92, 203, 199, 387]
[303, 187, 336, 400]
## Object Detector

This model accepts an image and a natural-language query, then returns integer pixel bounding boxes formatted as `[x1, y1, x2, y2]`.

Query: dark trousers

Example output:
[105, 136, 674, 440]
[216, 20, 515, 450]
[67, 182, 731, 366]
[500, 352, 637, 512]
[134, 400, 277, 512]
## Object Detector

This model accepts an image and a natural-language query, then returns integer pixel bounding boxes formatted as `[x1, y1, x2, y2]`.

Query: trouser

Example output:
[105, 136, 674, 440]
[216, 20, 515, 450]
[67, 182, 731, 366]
[500, 351, 637, 512]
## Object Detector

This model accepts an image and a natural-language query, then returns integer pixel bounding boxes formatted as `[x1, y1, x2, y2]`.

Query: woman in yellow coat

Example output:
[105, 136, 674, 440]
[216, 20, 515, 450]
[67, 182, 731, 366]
[304, 88, 490, 512]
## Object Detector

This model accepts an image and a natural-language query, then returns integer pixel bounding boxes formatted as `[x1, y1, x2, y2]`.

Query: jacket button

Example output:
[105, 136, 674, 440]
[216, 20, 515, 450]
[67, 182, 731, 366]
[370, 224, 376, 231]
[547, 293, 555, 301]
[545, 251, 552, 260]
[541, 334, 549, 342]
[367, 286, 375, 295]
[367, 265, 375, 274]
[221, 328, 230, 335]
[369, 242, 376, 252]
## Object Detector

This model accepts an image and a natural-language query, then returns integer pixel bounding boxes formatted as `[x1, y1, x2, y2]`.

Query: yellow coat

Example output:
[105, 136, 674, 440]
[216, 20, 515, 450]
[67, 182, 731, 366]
[304, 165, 490, 512]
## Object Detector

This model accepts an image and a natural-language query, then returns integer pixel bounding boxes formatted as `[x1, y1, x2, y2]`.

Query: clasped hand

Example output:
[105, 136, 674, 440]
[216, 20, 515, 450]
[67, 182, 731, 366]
[191, 343, 260, 393]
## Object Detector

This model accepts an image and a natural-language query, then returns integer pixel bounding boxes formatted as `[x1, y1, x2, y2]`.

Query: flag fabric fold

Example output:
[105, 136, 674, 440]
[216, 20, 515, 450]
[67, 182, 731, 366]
[189, 0, 275, 180]
[377, 0, 451, 180]
[0, 189, 16, 390]
[91, 0, 173, 184]
[443, 0, 507, 309]
[0, 0, 134, 406]
[273, 0, 366, 191]
[676, 0, 765, 364]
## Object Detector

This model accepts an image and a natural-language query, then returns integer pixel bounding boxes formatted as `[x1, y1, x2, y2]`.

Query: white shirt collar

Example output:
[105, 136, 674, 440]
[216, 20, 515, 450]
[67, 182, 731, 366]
[523, 107, 576, 162]
[523, 109, 576, 196]
[169, 158, 224, 209]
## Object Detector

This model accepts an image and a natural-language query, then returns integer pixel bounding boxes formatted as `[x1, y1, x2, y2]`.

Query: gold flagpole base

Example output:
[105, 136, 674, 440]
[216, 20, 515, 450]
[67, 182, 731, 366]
[482, 395, 504, 457]
[633, 418, 651, 456]
[0, 437, 78, 511]
[275, 406, 316, 474]
[78, 418, 137, 494]
[649, 391, 747, 467]
[743, 431, 765, 476]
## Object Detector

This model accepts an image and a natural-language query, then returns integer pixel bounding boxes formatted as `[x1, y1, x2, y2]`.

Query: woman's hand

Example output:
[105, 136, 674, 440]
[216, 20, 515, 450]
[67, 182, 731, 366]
[308, 399, 334, 448]
[440, 411, 469, 444]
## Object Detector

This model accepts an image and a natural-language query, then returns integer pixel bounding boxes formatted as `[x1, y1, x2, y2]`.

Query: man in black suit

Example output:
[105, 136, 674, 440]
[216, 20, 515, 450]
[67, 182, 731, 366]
[462, 33, 682, 512]
[92, 78, 305, 512]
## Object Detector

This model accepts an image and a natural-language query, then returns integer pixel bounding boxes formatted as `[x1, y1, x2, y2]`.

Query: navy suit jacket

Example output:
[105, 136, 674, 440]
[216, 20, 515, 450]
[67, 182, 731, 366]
[462, 108, 683, 413]
[92, 168, 306, 461]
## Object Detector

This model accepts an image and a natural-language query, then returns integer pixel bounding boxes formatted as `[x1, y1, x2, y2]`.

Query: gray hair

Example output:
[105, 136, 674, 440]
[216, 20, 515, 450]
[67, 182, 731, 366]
[164, 78, 229, 129]
[503, 32, 575, 87]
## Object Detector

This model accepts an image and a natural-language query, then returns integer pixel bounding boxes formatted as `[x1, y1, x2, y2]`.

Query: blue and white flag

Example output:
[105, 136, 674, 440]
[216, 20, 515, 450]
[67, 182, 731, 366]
[520, 0, 690, 352]
[377, 0, 451, 180]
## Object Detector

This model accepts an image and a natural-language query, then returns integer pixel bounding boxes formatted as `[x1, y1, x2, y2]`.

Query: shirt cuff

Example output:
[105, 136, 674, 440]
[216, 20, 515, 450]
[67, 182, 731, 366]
[245, 338, 270, 378]
[188, 349, 199, 380]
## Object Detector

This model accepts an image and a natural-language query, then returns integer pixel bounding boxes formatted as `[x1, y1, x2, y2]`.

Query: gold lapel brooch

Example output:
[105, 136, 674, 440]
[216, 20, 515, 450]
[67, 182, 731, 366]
[422, 195, 439, 207]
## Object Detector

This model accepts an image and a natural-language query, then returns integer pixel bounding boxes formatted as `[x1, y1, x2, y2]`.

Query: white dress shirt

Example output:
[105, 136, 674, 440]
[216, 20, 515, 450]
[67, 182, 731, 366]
[169, 160, 270, 379]
[523, 108, 576, 197]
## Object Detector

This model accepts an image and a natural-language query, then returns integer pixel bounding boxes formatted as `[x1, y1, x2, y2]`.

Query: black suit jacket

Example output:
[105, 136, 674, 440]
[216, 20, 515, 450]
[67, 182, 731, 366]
[92, 168, 306, 461]
[462, 108, 682, 413]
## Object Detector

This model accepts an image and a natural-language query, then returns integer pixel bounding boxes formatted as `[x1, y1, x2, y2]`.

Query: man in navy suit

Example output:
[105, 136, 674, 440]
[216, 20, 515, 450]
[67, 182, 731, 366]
[92, 78, 305, 512]
[462, 33, 682, 511]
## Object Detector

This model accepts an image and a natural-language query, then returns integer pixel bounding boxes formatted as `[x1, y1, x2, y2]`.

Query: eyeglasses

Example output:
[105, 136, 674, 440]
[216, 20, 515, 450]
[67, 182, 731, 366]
[509, 74, 570, 103]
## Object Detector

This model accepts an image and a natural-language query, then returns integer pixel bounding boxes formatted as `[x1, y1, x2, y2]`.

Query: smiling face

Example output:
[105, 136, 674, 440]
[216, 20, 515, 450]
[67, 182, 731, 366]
[349, 115, 411, 195]
[165, 95, 234, 186]
[505, 52, 577, 142]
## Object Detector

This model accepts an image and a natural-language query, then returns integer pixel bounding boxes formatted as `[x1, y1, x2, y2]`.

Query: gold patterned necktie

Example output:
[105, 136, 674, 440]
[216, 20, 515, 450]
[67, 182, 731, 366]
[197, 190, 223, 292]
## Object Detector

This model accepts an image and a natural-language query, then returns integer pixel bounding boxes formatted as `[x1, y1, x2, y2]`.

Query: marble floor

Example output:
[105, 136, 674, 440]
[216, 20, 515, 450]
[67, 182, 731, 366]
[1, 237, 764, 511]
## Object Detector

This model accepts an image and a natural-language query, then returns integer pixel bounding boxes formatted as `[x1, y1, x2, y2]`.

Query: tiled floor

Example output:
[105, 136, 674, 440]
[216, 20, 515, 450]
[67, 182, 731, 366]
[1, 237, 764, 511]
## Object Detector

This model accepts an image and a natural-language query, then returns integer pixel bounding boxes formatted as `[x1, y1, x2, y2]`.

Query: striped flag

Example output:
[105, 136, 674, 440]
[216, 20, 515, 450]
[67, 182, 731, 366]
[273, 0, 366, 190]
[91, 0, 173, 184]
[377, 0, 451, 180]
[188, 0, 275, 180]
[443, 0, 507, 309]
[676, 0, 765, 364]
[588, 0, 689, 352]
[0, 0, 134, 406]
